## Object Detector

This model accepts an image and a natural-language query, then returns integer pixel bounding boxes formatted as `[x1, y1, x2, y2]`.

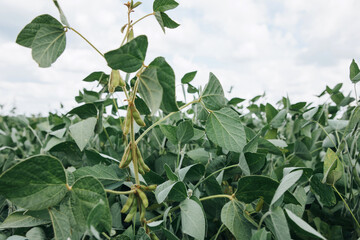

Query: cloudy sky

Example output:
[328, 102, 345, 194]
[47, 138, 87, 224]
[1, 0, 360, 115]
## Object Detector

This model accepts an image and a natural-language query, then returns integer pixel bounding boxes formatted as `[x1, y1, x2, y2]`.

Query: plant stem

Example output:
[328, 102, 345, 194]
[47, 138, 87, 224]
[120, 9, 132, 46]
[193, 164, 239, 190]
[333, 185, 360, 229]
[131, 12, 155, 27]
[103, 126, 115, 150]
[213, 223, 225, 240]
[105, 189, 135, 195]
[135, 99, 200, 144]
[130, 116, 140, 185]
[69, 27, 104, 58]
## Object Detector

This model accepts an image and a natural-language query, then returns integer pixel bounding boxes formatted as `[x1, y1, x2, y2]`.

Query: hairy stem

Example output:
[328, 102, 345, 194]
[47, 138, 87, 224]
[105, 189, 136, 195]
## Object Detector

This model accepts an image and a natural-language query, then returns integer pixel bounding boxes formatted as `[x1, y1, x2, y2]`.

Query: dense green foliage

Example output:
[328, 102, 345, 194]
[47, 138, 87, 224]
[1, 1, 360, 239]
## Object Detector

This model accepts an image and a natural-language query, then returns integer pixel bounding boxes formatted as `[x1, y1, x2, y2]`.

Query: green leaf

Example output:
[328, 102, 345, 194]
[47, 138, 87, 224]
[181, 71, 197, 84]
[74, 164, 126, 182]
[285, 209, 326, 240]
[31, 26, 66, 67]
[87, 199, 112, 237]
[67, 176, 112, 233]
[187, 148, 209, 165]
[265, 103, 278, 123]
[136, 227, 151, 240]
[270, 109, 286, 128]
[16, 14, 63, 48]
[0, 210, 50, 229]
[221, 200, 254, 239]
[239, 152, 250, 176]
[153, 0, 179, 12]
[245, 152, 266, 174]
[251, 228, 271, 240]
[228, 97, 245, 105]
[322, 148, 343, 185]
[180, 198, 205, 240]
[0, 155, 67, 210]
[294, 140, 312, 160]
[52, 0, 70, 26]
[138, 67, 163, 113]
[159, 125, 178, 144]
[328, 119, 349, 131]
[177, 120, 194, 144]
[156, 12, 180, 30]
[235, 176, 299, 205]
[162, 228, 180, 240]
[201, 73, 226, 110]
[147, 57, 178, 113]
[270, 207, 291, 240]
[26, 227, 46, 240]
[178, 164, 205, 182]
[349, 59, 360, 83]
[104, 35, 148, 73]
[155, 180, 187, 203]
[83, 71, 109, 83]
[164, 163, 178, 181]
[49, 141, 82, 167]
[48, 208, 71, 240]
[303, 107, 319, 121]
[206, 108, 246, 152]
[271, 170, 303, 206]
[67, 103, 98, 119]
[69, 117, 97, 151]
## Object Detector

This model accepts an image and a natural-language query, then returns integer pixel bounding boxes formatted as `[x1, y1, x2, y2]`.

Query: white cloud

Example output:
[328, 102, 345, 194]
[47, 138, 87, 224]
[0, 0, 359, 115]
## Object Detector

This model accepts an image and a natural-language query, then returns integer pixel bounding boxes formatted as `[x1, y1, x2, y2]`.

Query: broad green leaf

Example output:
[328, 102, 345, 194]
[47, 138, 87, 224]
[267, 139, 287, 148]
[270, 109, 286, 128]
[48, 208, 71, 240]
[0, 210, 50, 229]
[67, 176, 112, 233]
[201, 73, 226, 110]
[159, 125, 177, 144]
[344, 106, 360, 136]
[153, 0, 179, 12]
[136, 227, 151, 240]
[164, 163, 178, 181]
[67, 103, 97, 119]
[181, 71, 197, 84]
[69, 117, 97, 151]
[271, 170, 303, 206]
[221, 200, 254, 239]
[74, 164, 126, 182]
[49, 141, 82, 167]
[26, 227, 46, 240]
[104, 35, 148, 73]
[328, 119, 349, 131]
[245, 152, 266, 174]
[322, 148, 343, 185]
[251, 228, 271, 240]
[206, 108, 246, 152]
[303, 107, 319, 121]
[228, 97, 245, 105]
[178, 164, 205, 182]
[155, 180, 187, 203]
[0, 155, 67, 210]
[155, 12, 180, 32]
[294, 140, 312, 160]
[87, 199, 112, 237]
[349, 59, 360, 83]
[270, 207, 291, 240]
[180, 198, 205, 240]
[265, 103, 278, 123]
[257, 138, 282, 155]
[187, 148, 209, 165]
[176, 120, 194, 144]
[239, 152, 250, 176]
[285, 209, 326, 240]
[31, 26, 66, 67]
[138, 67, 163, 113]
[235, 176, 299, 205]
[162, 228, 180, 240]
[147, 57, 178, 113]
[82, 71, 109, 84]
[16, 14, 63, 48]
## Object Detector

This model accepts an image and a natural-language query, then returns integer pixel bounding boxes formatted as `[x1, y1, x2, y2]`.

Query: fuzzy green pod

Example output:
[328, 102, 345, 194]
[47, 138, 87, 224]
[137, 188, 148, 208]
[136, 147, 150, 172]
[130, 104, 146, 127]
[121, 193, 135, 213]
[119, 144, 132, 169]
[124, 199, 137, 222]
[123, 105, 132, 135]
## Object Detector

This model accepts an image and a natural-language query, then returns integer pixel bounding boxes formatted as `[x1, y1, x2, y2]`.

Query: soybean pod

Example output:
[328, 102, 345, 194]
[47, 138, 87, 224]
[137, 188, 149, 208]
[121, 193, 135, 213]
[124, 199, 137, 222]
[130, 104, 145, 127]
[136, 146, 150, 172]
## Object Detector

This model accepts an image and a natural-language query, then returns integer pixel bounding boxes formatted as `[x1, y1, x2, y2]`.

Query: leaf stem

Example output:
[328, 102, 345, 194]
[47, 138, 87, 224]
[193, 164, 239, 190]
[131, 12, 155, 27]
[135, 99, 200, 144]
[105, 189, 136, 195]
[69, 27, 104, 58]
[332, 185, 360, 229]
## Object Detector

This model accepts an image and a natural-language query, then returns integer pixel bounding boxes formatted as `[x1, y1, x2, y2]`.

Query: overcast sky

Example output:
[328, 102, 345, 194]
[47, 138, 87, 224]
[1, 0, 360, 115]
